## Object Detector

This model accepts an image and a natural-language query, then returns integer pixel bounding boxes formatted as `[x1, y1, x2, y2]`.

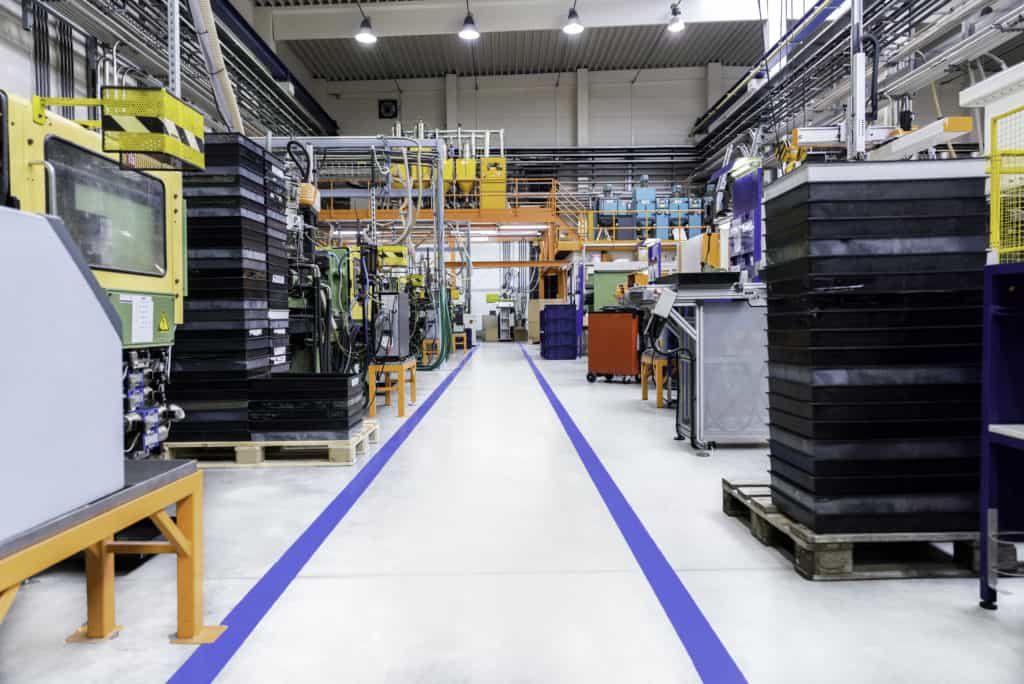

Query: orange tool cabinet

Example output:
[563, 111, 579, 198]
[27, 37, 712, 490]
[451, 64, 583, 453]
[586, 310, 641, 383]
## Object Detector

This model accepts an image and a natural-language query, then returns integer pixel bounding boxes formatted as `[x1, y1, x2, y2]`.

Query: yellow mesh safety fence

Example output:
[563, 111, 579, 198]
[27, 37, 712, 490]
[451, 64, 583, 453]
[991, 106, 1024, 263]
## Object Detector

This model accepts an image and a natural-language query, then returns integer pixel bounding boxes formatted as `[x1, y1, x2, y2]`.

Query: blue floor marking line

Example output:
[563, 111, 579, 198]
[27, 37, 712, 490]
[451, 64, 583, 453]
[169, 348, 478, 684]
[519, 345, 747, 684]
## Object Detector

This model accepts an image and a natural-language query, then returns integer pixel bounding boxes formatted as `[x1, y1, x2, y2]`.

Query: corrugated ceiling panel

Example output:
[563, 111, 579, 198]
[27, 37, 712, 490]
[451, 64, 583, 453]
[284, 21, 763, 81]
[256, 0, 415, 5]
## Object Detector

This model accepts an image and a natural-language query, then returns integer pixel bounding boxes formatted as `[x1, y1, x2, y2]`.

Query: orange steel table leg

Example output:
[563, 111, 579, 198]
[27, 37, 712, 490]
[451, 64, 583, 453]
[397, 369, 407, 417]
[367, 368, 378, 417]
[655, 359, 667, 409]
[0, 584, 19, 626]
[171, 477, 225, 644]
[67, 538, 119, 641]
[640, 360, 651, 401]
[409, 362, 417, 404]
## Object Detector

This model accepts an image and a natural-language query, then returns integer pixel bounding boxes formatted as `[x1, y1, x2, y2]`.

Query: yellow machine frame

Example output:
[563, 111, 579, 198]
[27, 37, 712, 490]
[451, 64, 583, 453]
[6, 91, 186, 323]
[989, 104, 1024, 263]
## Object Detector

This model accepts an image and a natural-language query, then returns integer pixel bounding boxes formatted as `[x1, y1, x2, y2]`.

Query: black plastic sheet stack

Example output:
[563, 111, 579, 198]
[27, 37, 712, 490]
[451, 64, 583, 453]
[762, 161, 987, 533]
[249, 373, 364, 441]
[264, 149, 291, 373]
[170, 133, 272, 441]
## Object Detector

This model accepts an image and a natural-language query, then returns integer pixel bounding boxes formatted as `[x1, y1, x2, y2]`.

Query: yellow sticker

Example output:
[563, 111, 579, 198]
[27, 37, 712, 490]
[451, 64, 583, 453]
[158, 312, 170, 332]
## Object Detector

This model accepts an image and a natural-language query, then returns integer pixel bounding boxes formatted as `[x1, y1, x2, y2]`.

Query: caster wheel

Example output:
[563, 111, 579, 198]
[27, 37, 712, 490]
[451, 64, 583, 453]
[586, 373, 596, 383]
[604, 374, 613, 382]
[635, 375, 642, 383]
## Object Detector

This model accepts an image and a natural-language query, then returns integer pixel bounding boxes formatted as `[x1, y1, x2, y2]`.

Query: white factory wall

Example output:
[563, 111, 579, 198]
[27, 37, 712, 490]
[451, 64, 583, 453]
[466, 242, 503, 317]
[0, 1, 35, 98]
[0, 0, 90, 102]
[319, 66, 749, 146]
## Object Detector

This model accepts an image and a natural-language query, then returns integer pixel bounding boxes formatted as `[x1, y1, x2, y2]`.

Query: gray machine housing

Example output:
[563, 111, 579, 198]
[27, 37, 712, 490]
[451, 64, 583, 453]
[0, 208, 124, 545]
[378, 291, 411, 359]
[676, 297, 769, 447]
[630, 278, 769, 448]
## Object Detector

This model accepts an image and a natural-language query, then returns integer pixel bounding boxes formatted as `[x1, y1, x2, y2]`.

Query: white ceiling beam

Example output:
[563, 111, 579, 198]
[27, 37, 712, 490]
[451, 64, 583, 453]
[271, 0, 773, 42]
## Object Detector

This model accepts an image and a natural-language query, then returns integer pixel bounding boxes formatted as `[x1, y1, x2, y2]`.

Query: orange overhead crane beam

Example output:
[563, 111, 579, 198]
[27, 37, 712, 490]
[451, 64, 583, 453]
[320, 208, 559, 224]
[444, 260, 572, 269]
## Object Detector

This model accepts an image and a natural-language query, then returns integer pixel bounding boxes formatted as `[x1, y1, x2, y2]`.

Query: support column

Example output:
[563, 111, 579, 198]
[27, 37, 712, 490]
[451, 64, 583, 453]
[253, 7, 276, 51]
[705, 61, 722, 110]
[576, 68, 589, 146]
[445, 73, 458, 130]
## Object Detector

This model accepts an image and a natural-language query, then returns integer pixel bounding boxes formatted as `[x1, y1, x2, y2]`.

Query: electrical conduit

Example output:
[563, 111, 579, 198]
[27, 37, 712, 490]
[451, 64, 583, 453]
[187, 0, 244, 132]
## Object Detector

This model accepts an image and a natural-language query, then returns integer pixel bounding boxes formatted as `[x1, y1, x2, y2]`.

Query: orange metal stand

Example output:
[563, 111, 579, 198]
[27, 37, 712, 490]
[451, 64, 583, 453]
[368, 357, 418, 418]
[0, 469, 224, 645]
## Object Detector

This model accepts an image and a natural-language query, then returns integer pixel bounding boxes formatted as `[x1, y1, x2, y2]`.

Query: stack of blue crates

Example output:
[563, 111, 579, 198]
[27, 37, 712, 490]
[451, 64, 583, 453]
[540, 305, 578, 360]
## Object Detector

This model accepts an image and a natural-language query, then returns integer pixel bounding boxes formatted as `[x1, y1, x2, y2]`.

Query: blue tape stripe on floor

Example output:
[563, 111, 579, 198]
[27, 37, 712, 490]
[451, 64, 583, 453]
[519, 345, 746, 684]
[169, 348, 478, 684]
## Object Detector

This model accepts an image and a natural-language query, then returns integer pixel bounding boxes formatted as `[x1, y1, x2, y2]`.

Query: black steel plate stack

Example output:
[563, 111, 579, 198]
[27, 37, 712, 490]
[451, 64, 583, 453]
[170, 134, 274, 441]
[264, 149, 291, 373]
[249, 373, 365, 441]
[762, 161, 986, 534]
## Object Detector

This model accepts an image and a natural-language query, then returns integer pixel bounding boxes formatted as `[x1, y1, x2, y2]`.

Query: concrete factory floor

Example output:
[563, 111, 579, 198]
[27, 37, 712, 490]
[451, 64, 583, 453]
[2, 343, 1023, 682]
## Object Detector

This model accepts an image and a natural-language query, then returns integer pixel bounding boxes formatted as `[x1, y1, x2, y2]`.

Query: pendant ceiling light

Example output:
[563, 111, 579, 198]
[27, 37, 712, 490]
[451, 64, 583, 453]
[354, 1, 376, 45]
[668, 3, 686, 33]
[563, 5, 584, 35]
[355, 16, 377, 45]
[459, 1, 480, 41]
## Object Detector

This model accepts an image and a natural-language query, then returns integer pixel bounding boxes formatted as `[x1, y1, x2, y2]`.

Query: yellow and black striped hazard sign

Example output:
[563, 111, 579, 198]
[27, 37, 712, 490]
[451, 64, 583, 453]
[100, 87, 205, 171]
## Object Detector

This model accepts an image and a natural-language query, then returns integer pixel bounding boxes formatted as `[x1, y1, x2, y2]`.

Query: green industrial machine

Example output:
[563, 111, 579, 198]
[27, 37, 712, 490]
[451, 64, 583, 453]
[288, 247, 354, 374]
[590, 270, 632, 311]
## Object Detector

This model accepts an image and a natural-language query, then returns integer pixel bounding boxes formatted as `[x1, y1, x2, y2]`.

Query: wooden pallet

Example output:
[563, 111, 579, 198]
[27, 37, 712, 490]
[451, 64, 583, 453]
[721, 479, 980, 580]
[165, 420, 380, 468]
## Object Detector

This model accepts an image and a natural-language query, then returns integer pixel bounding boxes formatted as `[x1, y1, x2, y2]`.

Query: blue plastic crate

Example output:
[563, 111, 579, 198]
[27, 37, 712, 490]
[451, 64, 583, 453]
[541, 345, 577, 360]
[541, 331, 577, 348]
[540, 318, 576, 335]
[540, 304, 577, 324]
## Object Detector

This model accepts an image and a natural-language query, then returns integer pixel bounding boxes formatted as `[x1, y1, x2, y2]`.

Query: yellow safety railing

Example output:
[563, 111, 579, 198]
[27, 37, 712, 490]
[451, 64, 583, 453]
[990, 105, 1024, 263]
[443, 176, 559, 209]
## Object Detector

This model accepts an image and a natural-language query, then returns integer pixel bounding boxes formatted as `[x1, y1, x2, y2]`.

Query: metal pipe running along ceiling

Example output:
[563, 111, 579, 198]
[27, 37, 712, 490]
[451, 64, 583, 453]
[688, 0, 1003, 177]
[48, 0, 336, 135]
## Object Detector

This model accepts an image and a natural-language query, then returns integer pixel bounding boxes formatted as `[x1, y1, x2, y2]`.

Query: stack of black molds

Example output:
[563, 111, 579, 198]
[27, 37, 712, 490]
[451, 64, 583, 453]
[170, 133, 272, 441]
[762, 160, 988, 534]
[249, 373, 364, 441]
[264, 149, 291, 373]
